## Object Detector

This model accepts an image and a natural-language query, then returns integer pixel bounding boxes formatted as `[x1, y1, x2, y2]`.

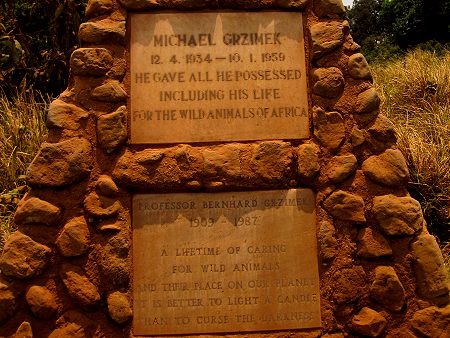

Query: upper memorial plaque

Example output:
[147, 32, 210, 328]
[130, 12, 309, 144]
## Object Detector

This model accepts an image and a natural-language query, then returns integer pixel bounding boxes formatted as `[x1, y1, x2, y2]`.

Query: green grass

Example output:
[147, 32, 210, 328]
[0, 89, 48, 248]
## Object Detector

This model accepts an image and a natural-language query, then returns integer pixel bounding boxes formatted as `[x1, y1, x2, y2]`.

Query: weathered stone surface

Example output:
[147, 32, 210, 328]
[96, 175, 119, 196]
[12, 322, 33, 338]
[27, 138, 93, 187]
[323, 190, 366, 222]
[86, 0, 114, 18]
[367, 114, 396, 151]
[70, 48, 113, 76]
[355, 87, 380, 114]
[324, 154, 357, 184]
[362, 149, 409, 187]
[91, 80, 127, 102]
[411, 305, 450, 338]
[351, 127, 365, 147]
[14, 197, 61, 226]
[370, 266, 405, 312]
[350, 307, 387, 337]
[276, 0, 309, 8]
[202, 144, 241, 177]
[49, 324, 86, 338]
[0, 282, 16, 324]
[84, 192, 121, 218]
[318, 221, 338, 261]
[107, 292, 132, 325]
[348, 53, 372, 79]
[49, 311, 91, 338]
[311, 22, 345, 59]
[372, 195, 424, 236]
[60, 264, 100, 308]
[56, 217, 90, 257]
[250, 141, 293, 182]
[333, 266, 367, 304]
[100, 236, 130, 288]
[357, 228, 392, 258]
[312, 67, 345, 99]
[412, 234, 450, 299]
[314, 0, 345, 17]
[79, 20, 125, 45]
[46, 99, 89, 131]
[97, 106, 127, 152]
[25, 286, 58, 319]
[0, 232, 51, 279]
[314, 110, 345, 152]
[297, 143, 321, 180]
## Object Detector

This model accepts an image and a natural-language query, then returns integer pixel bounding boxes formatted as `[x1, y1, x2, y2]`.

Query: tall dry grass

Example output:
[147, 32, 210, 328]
[372, 49, 450, 244]
[0, 89, 49, 247]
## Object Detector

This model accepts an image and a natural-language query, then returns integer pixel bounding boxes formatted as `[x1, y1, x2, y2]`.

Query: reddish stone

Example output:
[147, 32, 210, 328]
[362, 149, 409, 187]
[56, 217, 90, 257]
[357, 228, 392, 258]
[107, 292, 132, 325]
[27, 138, 93, 188]
[0, 282, 16, 324]
[370, 266, 405, 312]
[14, 197, 61, 226]
[350, 307, 387, 337]
[0, 231, 51, 279]
[323, 190, 366, 222]
[26, 286, 58, 319]
[372, 195, 424, 236]
[60, 264, 100, 308]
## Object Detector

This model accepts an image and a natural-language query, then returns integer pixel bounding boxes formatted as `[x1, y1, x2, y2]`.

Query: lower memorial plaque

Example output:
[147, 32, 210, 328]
[133, 189, 321, 335]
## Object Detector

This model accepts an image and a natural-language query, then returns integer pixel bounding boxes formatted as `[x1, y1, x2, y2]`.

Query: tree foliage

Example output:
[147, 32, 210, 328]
[0, 0, 87, 96]
[348, 0, 450, 62]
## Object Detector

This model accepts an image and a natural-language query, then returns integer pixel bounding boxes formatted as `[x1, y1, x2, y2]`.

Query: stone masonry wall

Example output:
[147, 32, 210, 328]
[1, 0, 449, 337]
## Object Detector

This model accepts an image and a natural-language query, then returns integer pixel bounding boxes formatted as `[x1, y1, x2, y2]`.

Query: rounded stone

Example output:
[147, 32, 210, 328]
[297, 143, 321, 180]
[411, 305, 450, 338]
[370, 266, 405, 312]
[91, 80, 127, 102]
[25, 285, 58, 319]
[97, 106, 128, 153]
[313, 109, 345, 152]
[324, 154, 358, 184]
[355, 87, 380, 114]
[350, 307, 387, 337]
[107, 292, 132, 325]
[79, 20, 125, 45]
[84, 192, 121, 218]
[70, 48, 113, 76]
[312, 67, 345, 99]
[86, 0, 114, 18]
[96, 175, 119, 196]
[14, 197, 61, 226]
[0, 231, 51, 279]
[27, 138, 93, 188]
[310, 22, 345, 59]
[56, 217, 90, 257]
[323, 190, 366, 222]
[60, 264, 100, 308]
[348, 53, 372, 79]
[362, 149, 409, 187]
[372, 195, 424, 236]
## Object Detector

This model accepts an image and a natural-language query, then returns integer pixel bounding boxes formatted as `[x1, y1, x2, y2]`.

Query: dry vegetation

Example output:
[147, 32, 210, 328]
[0, 89, 48, 247]
[372, 49, 450, 245]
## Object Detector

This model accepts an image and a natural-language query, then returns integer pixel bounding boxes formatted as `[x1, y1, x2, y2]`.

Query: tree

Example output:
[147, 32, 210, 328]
[0, 0, 87, 96]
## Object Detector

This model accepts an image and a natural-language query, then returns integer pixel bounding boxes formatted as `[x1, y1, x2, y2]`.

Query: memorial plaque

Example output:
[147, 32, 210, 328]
[133, 189, 321, 335]
[130, 12, 309, 144]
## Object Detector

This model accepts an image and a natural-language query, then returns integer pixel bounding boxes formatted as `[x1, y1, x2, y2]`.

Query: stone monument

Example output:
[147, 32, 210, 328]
[0, 0, 449, 337]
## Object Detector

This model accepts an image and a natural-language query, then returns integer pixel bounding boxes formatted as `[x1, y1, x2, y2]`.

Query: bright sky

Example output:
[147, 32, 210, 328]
[343, 0, 354, 7]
